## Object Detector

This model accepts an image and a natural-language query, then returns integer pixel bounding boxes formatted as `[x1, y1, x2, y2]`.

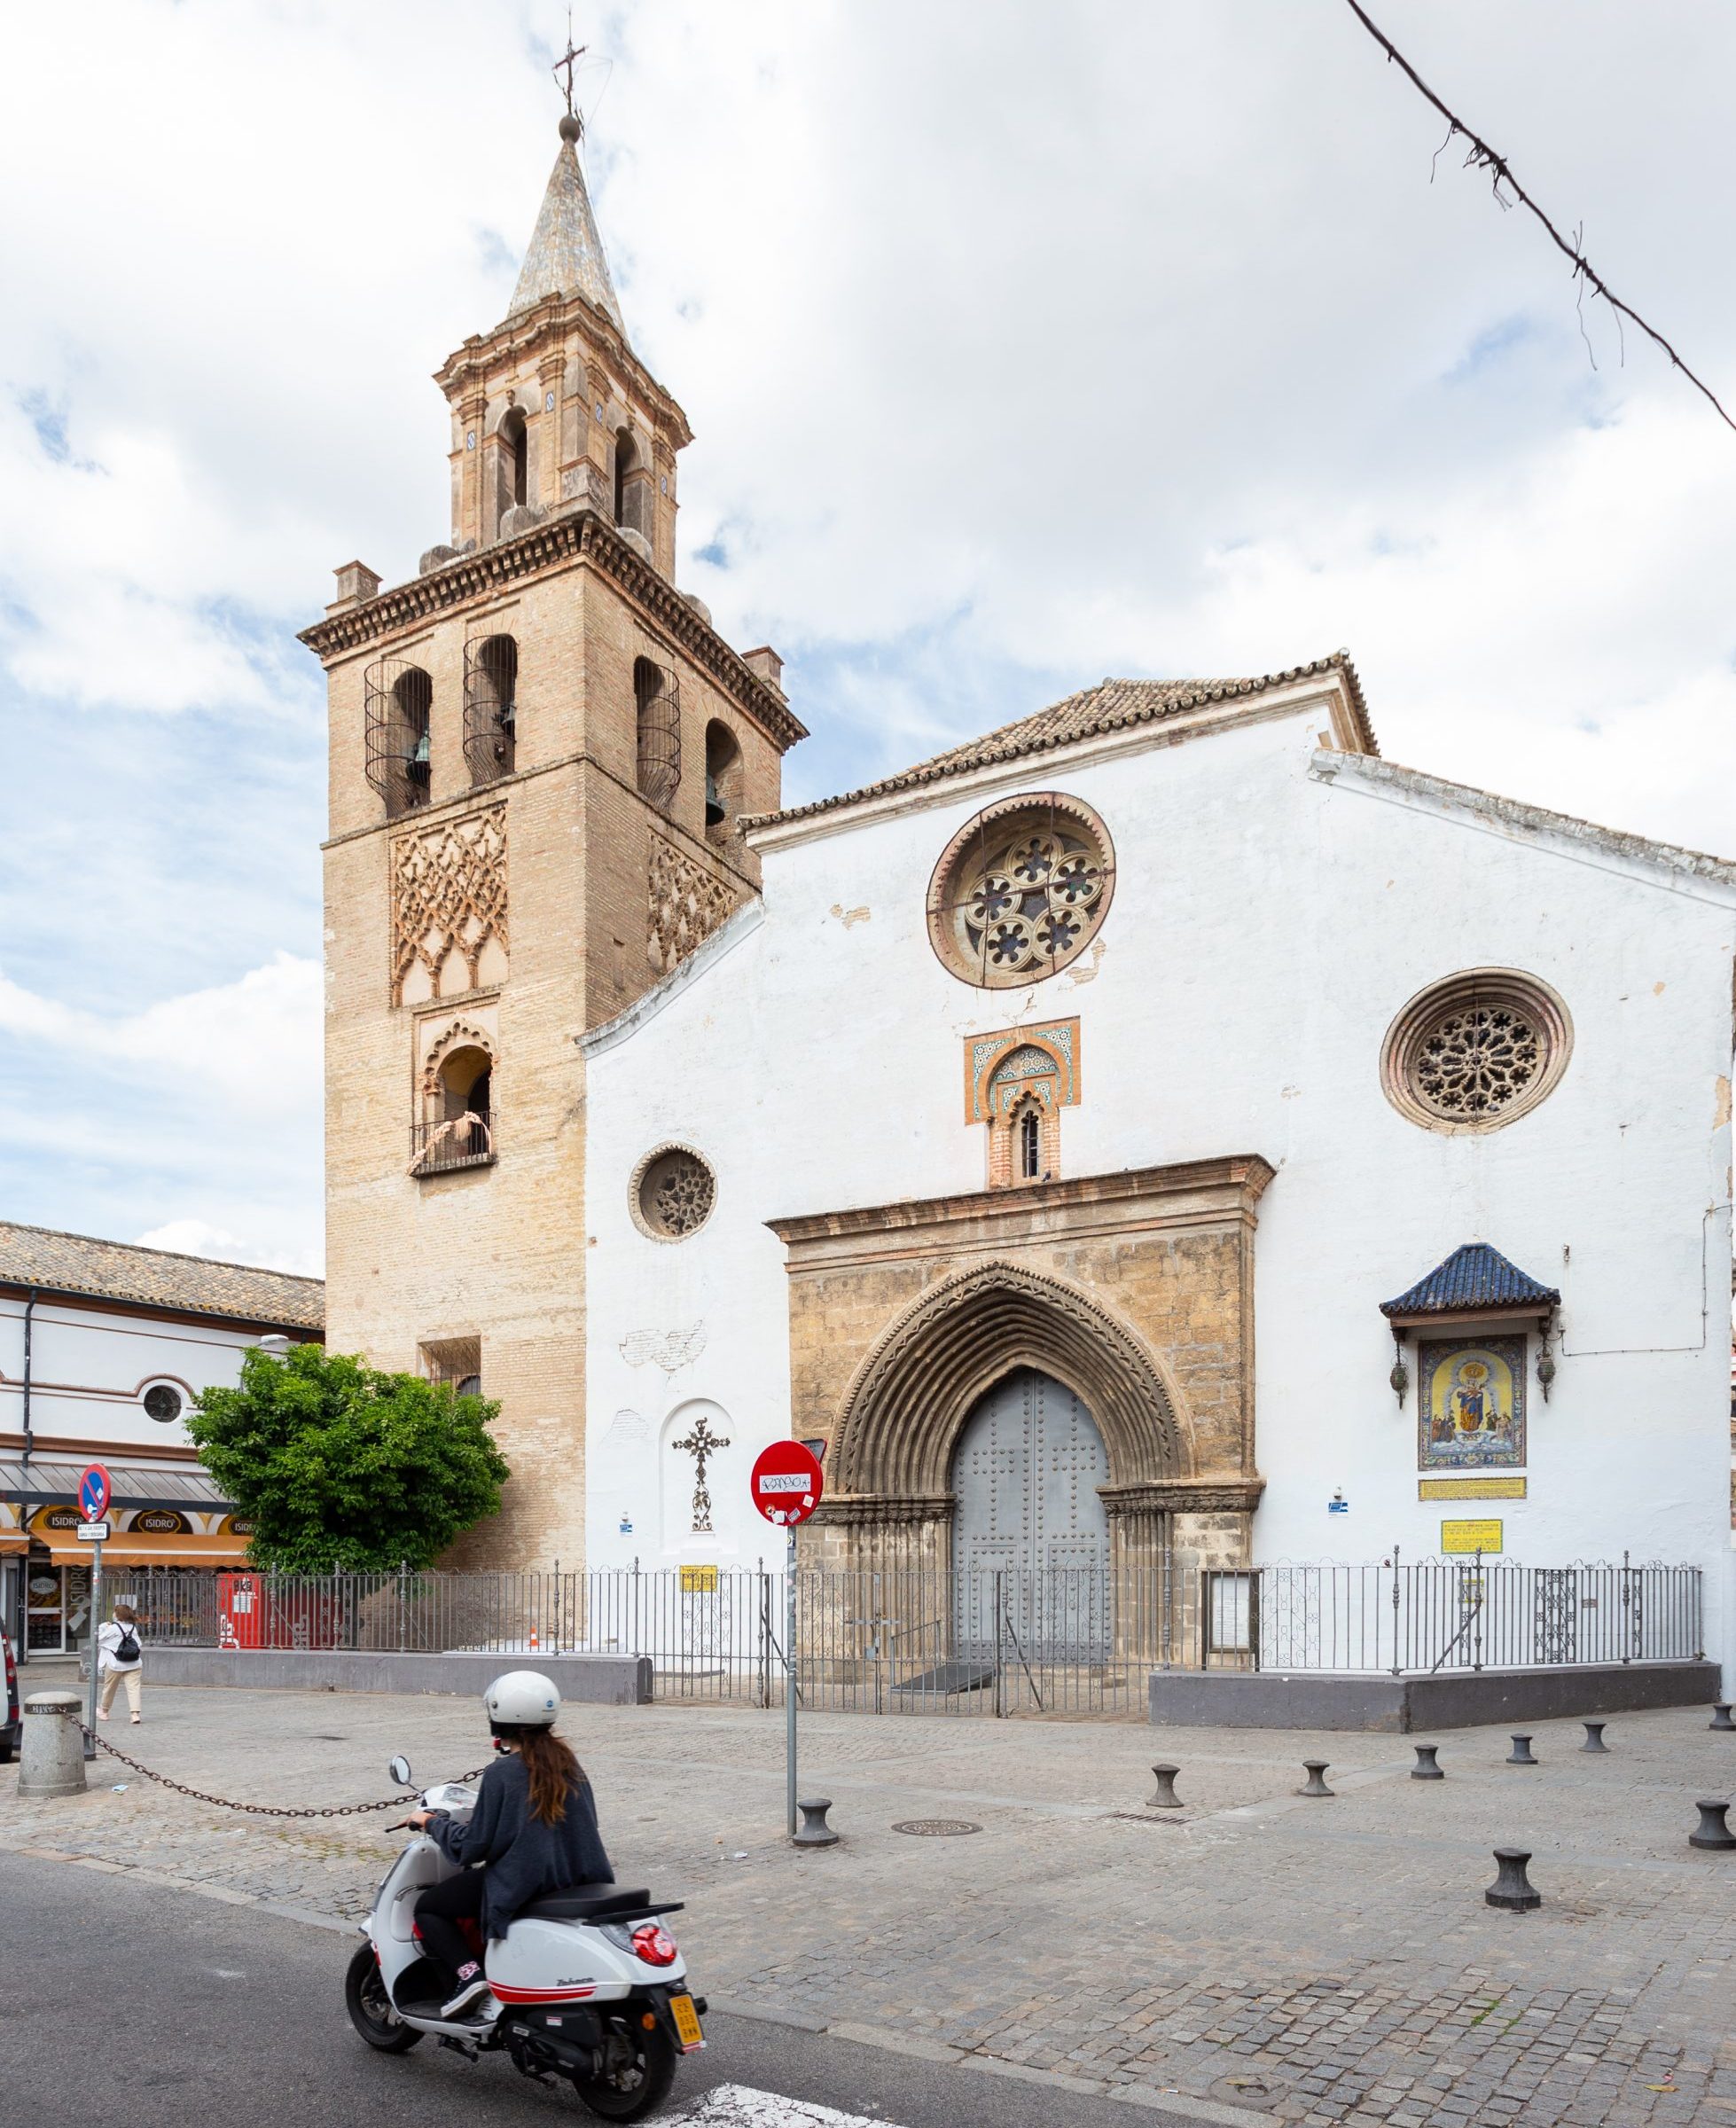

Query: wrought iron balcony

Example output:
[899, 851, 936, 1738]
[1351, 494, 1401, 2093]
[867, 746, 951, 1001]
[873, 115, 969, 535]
[410, 1109, 497, 1177]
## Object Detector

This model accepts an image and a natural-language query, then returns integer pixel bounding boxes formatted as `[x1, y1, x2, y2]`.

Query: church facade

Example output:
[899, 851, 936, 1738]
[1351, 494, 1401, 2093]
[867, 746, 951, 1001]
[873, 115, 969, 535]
[306, 113, 1736, 1667]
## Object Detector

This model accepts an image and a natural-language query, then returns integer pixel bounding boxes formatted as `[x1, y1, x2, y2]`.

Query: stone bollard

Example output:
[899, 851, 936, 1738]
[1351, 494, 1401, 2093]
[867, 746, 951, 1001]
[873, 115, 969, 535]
[1688, 1800, 1736, 1851]
[1580, 1721, 1609, 1754]
[1710, 1703, 1735, 1733]
[17, 1693, 88, 1800]
[1484, 1848, 1541, 1911]
[1411, 1743, 1445, 1780]
[1147, 1764, 1183, 1810]
[1505, 1734, 1538, 1766]
[793, 1796, 839, 1849]
[1297, 1760, 1334, 1798]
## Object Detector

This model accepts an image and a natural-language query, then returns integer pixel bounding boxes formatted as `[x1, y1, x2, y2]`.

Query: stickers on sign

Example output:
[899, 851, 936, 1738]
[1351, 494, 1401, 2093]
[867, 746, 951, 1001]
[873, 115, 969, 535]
[749, 1441, 825, 1528]
[79, 1464, 112, 1522]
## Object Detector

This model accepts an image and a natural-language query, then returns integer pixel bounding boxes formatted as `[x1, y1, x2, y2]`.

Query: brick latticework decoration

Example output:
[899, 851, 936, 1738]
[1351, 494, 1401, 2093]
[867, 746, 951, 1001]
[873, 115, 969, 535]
[648, 832, 736, 977]
[390, 805, 508, 1005]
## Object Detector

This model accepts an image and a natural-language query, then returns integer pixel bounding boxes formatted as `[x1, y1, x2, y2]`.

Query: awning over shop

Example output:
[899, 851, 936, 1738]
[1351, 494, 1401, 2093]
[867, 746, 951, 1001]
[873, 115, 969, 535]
[37, 1531, 250, 1569]
[1, 1460, 232, 1514]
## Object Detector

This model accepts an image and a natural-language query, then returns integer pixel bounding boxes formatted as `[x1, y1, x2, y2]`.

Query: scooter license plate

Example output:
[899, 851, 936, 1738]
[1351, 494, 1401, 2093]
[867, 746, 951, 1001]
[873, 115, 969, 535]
[670, 1993, 703, 2051]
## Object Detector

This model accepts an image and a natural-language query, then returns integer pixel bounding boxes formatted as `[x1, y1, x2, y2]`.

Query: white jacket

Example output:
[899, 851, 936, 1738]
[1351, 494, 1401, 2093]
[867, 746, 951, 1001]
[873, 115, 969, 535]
[96, 1619, 142, 1672]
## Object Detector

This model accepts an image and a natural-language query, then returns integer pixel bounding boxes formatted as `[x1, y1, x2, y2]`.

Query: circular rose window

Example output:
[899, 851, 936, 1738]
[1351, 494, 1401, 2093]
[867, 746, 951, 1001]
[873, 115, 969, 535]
[1381, 969, 1573, 1133]
[926, 793, 1115, 988]
[631, 1145, 717, 1240]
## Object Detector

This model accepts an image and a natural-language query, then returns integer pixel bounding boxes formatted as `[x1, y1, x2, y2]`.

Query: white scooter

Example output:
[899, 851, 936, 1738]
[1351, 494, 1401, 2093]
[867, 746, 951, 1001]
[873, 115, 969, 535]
[344, 1755, 706, 2120]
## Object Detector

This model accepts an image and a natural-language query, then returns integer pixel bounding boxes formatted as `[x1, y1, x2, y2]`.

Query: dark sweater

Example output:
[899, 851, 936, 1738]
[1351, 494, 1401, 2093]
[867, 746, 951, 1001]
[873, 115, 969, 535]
[428, 1752, 614, 1940]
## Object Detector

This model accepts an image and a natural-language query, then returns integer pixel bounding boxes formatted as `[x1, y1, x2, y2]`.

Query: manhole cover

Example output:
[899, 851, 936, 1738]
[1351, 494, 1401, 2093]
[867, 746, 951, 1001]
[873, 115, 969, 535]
[892, 1819, 981, 1837]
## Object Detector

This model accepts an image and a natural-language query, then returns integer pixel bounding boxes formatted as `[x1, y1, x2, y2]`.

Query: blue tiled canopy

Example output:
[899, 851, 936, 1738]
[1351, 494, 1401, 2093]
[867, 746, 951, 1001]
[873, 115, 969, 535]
[1380, 1242, 1560, 1320]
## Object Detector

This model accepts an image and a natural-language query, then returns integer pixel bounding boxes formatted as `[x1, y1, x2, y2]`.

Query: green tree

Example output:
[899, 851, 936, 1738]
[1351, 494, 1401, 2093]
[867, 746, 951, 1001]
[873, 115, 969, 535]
[191, 1346, 510, 1572]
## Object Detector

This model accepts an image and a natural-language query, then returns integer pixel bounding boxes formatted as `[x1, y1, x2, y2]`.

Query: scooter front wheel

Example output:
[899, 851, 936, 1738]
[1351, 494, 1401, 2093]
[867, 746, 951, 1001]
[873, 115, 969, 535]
[345, 1944, 423, 2053]
[571, 2017, 677, 2120]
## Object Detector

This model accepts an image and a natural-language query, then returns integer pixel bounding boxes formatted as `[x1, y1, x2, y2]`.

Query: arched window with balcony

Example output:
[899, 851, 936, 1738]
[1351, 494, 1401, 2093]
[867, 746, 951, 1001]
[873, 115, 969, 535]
[465, 635, 518, 785]
[704, 719, 743, 841]
[635, 656, 681, 811]
[364, 660, 433, 818]
[411, 1031, 497, 1176]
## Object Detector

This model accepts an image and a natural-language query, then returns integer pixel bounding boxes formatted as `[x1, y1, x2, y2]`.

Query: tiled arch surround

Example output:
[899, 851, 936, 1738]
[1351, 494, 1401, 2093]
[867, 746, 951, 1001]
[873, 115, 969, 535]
[766, 1155, 1274, 1583]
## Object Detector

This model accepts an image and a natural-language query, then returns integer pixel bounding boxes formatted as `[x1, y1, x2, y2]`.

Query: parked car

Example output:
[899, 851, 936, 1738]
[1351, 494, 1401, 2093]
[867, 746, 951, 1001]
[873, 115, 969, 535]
[1, 1623, 19, 1763]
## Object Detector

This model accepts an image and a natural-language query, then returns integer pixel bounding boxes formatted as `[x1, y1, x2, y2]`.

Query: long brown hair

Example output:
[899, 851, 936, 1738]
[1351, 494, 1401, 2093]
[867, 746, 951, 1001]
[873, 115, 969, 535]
[505, 1726, 583, 1826]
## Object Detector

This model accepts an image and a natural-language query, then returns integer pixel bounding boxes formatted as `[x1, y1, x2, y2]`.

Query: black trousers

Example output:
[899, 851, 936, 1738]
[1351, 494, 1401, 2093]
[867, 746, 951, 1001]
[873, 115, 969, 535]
[415, 1870, 486, 1989]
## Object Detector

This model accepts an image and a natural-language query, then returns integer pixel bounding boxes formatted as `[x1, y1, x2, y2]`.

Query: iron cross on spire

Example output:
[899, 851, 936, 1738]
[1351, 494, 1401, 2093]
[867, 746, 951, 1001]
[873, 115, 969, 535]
[672, 1413, 731, 1534]
[553, 14, 585, 121]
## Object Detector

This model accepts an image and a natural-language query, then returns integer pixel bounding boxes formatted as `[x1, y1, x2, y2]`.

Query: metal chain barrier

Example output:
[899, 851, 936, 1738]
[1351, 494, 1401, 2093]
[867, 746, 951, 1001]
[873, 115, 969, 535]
[46, 1708, 490, 1819]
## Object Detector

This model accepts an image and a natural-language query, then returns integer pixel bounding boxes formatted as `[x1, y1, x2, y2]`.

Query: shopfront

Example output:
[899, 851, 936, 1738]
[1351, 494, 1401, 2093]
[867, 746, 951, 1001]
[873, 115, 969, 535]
[2, 1478, 253, 1657]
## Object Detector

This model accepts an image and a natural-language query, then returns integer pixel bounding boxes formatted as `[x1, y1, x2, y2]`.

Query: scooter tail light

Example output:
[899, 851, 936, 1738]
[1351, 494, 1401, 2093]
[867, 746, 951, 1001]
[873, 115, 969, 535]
[630, 1923, 677, 1968]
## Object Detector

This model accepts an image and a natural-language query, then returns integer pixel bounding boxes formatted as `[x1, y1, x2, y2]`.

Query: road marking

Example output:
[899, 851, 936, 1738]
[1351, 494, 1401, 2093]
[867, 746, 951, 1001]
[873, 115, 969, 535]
[669, 2087, 893, 2126]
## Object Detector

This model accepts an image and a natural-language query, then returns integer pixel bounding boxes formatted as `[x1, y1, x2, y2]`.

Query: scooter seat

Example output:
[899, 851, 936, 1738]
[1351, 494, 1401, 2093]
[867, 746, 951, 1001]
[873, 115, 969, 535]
[514, 1884, 653, 1922]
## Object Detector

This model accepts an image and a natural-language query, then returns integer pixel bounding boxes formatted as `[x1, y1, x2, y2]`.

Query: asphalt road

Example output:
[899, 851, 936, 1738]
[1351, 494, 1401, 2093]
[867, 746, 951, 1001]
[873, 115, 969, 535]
[1, 1853, 1208, 2128]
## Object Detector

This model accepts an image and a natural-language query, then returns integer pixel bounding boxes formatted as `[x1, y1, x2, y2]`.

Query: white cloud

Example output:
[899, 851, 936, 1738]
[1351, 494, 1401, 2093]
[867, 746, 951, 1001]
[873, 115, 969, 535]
[4, 0, 1736, 1256]
[0, 953, 320, 1110]
[136, 1219, 319, 1280]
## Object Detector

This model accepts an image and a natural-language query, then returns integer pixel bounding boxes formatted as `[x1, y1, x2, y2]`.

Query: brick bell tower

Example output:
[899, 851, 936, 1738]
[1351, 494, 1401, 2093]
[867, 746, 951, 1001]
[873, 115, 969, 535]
[301, 90, 805, 1569]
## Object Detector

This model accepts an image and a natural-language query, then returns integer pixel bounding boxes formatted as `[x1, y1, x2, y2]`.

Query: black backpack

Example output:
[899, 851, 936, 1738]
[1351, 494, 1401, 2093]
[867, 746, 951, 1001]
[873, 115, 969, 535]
[113, 1625, 140, 1663]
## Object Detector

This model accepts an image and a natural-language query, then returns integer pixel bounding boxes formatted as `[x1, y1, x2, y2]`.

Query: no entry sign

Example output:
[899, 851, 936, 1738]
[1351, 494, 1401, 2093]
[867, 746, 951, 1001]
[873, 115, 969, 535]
[750, 1440, 824, 1528]
[78, 1463, 111, 1522]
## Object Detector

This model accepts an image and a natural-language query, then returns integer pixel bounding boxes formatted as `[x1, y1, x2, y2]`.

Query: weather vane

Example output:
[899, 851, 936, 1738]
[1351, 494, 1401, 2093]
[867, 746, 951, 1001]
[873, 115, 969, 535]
[554, 12, 585, 126]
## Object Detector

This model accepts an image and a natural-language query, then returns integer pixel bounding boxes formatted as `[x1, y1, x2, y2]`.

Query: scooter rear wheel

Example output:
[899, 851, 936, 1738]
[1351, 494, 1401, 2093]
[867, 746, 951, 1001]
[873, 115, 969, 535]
[345, 1944, 423, 2053]
[571, 2019, 677, 2120]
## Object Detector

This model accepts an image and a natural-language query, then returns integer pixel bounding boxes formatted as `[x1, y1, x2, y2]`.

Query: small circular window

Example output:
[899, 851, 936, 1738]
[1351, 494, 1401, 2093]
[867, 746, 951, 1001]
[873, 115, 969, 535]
[632, 1145, 717, 1240]
[926, 793, 1115, 989]
[1382, 969, 1572, 1133]
[143, 1382, 184, 1424]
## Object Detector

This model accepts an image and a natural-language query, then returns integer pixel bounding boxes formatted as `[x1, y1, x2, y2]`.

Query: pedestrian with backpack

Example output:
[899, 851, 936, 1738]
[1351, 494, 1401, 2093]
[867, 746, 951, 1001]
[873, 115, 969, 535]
[96, 1601, 145, 1725]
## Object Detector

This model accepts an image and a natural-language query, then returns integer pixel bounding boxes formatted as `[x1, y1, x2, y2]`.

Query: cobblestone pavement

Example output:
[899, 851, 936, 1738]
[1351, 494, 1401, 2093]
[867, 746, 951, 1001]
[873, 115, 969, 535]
[5, 1686, 1735, 2125]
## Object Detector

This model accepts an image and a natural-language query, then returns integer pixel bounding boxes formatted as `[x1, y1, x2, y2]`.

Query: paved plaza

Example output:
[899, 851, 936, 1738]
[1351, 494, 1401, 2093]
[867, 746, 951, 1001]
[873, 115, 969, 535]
[4, 1683, 1734, 2126]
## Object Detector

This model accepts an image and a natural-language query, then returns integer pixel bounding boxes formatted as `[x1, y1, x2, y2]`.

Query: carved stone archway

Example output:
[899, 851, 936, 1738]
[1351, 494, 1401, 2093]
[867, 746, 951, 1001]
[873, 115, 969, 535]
[830, 1260, 1190, 1500]
[769, 1158, 1273, 1584]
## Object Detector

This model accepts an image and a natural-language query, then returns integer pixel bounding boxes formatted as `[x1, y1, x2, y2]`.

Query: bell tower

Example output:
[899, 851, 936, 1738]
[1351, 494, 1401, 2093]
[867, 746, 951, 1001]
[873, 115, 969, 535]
[301, 77, 805, 1569]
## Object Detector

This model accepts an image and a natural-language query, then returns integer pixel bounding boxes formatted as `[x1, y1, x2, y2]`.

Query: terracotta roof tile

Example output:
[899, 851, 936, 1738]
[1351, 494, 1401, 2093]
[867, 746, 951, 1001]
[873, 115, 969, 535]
[748, 651, 1373, 829]
[0, 1221, 324, 1332]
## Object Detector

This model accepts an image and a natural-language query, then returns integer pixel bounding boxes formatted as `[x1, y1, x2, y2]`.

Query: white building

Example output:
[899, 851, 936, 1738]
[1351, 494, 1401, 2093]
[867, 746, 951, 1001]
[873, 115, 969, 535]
[0, 1224, 323, 1662]
[579, 659, 1736, 1668]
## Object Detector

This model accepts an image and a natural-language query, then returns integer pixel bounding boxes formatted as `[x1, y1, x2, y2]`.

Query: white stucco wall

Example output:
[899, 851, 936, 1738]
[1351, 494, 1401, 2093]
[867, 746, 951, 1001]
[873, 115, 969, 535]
[582, 694, 1736, 1662]
[0, 1296, 268, 1458]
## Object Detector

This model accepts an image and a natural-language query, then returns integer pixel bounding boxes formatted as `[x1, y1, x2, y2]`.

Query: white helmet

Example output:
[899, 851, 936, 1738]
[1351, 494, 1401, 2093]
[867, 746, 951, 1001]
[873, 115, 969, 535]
[483, 1670, 560, 1729]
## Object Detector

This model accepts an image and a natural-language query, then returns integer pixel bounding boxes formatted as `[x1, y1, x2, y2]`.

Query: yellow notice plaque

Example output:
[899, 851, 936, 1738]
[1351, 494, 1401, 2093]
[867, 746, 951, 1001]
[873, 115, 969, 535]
[1441, 1519, 1503, 1554]
[679, 1564, 719, 1593]
[1419, 1477, 1527, 1502]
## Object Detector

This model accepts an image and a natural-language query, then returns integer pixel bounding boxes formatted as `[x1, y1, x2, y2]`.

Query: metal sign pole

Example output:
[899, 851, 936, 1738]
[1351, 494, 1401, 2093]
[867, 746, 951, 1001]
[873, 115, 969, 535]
[785, 1525, 797, 1840]
[84, 1536, 102, 1759]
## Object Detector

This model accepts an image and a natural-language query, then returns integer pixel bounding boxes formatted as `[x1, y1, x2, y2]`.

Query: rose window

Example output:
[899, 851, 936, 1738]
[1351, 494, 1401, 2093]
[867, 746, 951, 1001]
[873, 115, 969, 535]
[927, 795, 1115, 988]
[1381, 971, 1572, 1134]
[632, 1146, 717, 1240]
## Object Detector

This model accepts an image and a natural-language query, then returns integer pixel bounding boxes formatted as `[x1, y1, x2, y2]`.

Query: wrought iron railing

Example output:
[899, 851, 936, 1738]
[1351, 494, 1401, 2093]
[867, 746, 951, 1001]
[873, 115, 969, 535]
[409, 1108, 496, 1175]
[102, 1554, 1703, 1714]
[1199, 1554, 1704, 1674]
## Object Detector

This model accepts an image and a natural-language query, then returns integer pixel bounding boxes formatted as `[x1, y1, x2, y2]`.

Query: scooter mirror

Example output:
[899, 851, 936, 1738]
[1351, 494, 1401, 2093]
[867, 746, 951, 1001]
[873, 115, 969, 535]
[388, 1755, 413, 1788]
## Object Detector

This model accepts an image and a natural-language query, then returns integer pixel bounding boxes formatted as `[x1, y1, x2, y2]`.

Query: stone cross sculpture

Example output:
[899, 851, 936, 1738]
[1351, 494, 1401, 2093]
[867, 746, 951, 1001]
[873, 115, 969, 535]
[672, 1413, 731, 1534]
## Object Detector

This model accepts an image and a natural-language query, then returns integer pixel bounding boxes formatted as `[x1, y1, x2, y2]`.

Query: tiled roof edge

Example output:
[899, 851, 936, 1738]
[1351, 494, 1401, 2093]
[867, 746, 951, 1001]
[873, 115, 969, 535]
[744, 651, 1372, 831]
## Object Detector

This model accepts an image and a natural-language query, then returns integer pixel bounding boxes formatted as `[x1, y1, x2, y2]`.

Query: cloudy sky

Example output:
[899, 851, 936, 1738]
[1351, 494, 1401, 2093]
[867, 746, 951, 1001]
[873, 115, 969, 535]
[3, 1, 1734, 1278]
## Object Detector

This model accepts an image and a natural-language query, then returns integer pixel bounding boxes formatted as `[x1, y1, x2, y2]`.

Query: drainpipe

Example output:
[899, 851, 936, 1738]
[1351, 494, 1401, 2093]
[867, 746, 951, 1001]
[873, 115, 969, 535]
[16, 1287, 38, 1664]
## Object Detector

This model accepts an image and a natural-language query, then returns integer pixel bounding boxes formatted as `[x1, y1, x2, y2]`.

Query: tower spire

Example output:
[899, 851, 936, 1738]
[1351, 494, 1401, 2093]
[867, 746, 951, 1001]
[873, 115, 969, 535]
[507, 24, 624, 332]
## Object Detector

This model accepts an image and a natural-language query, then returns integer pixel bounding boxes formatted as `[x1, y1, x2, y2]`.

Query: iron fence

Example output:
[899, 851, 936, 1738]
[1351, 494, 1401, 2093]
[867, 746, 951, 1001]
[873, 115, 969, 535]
[102, 1553, 1702, 1714]
[1200, 1554, 1704, 1674]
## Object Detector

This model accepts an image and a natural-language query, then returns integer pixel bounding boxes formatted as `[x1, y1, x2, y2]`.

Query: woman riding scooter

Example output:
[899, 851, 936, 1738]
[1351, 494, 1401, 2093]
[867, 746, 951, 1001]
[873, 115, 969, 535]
[405, 1670, 614, 2020]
